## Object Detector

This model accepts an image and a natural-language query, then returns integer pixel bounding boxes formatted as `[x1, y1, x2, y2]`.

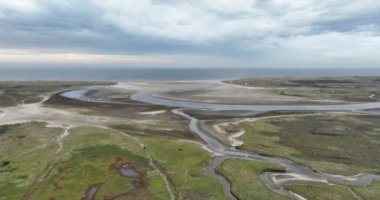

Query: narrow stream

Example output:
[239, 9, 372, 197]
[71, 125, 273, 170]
[205, 156, 238, 200]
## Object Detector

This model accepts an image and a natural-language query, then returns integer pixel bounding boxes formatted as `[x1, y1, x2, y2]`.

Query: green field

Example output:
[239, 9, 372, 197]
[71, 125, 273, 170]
[141, 137, 226, 200]
[29, 126, 172, 200]
[351, 180, 380, 199]
[216, 158, 287, 200]
[284, 184, 357, 200]
[285, 182, 380, 200]
[0, 122, 63, 199]
[0, 124, 169, 199]
[32, 145, 170, 199]
[225, 114, 380, 175]
[0, 122, 227, 200]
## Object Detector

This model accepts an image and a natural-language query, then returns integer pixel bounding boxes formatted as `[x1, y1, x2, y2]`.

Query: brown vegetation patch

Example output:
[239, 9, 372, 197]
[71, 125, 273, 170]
[52, 182, 62, 191]
[57, 166, 72, 174]
[108, 157, 146, 187]
[310, 128, 343, 137]
[102, 157, 149, 200]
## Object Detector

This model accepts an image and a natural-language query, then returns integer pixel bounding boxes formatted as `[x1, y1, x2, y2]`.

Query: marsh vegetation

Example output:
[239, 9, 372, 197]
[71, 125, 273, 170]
[1, 79, 380, 200]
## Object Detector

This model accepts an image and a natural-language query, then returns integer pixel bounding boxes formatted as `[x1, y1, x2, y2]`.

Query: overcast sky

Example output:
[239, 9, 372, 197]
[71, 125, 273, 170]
[0, 0, 379, 68]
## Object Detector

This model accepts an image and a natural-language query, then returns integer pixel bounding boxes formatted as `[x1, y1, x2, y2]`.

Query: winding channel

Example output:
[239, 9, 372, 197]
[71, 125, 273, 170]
[61, 87, 380, 200]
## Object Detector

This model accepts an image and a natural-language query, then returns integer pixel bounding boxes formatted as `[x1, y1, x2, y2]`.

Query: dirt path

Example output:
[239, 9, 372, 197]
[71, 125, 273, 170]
[98, 126, 176, 200]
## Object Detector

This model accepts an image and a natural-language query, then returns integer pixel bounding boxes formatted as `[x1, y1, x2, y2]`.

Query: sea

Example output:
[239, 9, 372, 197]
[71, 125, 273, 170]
[1, 67, 380, 82]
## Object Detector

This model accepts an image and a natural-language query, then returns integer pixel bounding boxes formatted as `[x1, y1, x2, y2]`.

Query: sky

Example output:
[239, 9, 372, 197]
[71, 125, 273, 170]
[0, 0, 379, 68]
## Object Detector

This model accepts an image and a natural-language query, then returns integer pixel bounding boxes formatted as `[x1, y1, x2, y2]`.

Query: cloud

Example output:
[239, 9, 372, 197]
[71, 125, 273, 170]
[0, 0, 379, 68]
[0, 0, 44, 15]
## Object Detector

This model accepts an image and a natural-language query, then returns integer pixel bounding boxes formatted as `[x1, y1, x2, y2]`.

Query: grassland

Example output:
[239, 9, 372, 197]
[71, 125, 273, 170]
[32, 145, 170, 200]
[0, 81, 114, 107]
[0, 122, 63, 199]
[284, 184, 358, 200]
[141, 136, 227, 200]
[224, 113, 380, 175]
[0, 124, 171, 199]
[351, 180, 380, 199]
[29, 126, 172, 200]
[225, 76, 380, 102]
[216, 158, 287, 200]
[0, 122, 227, 200]
[285, 182, 380, 200]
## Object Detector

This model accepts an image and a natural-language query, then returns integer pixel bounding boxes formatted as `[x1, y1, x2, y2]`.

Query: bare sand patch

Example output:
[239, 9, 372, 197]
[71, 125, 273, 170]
[139, 110, 166, 115]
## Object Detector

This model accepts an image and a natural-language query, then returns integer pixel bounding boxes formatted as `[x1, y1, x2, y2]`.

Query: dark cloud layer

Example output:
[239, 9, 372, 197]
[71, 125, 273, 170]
[0, 0, 379, 67]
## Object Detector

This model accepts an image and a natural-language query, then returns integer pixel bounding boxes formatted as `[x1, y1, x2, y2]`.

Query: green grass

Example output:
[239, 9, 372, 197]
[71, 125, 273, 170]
[0, 143, 60, 200]
[0, 122, 62, 160]
[351, 180, 380, 200]
[284, 184, 357, 200]
[141, 136, 227, 200]
[0, 124, 227, 199]
[216, 158, 287, 200]
[60, 126, 148, 158]
[226, 114, 380, 175]
[285, 181, 380, 200]
[0, 124, 172, 200]
[32, 145, 169, 200]
[0, 122, 62, 200]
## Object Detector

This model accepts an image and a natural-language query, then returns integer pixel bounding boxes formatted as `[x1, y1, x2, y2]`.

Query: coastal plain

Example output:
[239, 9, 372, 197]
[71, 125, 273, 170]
[1, 77, 380, 200]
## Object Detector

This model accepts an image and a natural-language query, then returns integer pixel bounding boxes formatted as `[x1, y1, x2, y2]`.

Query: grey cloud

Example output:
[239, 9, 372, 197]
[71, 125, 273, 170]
[0, 1, 252, 56]
[0, 0, 379, 67]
